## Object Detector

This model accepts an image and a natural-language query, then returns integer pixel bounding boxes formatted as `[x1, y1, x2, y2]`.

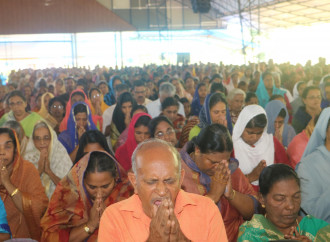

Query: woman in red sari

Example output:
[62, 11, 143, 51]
[180, 124, 258, 242]
[41, 151, 133, 241]
[115, 113, 151, 171]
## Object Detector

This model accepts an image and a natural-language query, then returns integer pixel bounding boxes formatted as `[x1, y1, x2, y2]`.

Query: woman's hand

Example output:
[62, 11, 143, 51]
[44, 156, 51, 175]
[77, 126, 86, 140]
[87, 191, 105, 232]
[38, 149, 48, 175]
[124, 112, 131, 128]
[274, 128, 282, 144]
[284, 227, 312, 242]
[207, 160, 230, 203]
[246, 160, 266, 183]
[0, 160, 11, 188]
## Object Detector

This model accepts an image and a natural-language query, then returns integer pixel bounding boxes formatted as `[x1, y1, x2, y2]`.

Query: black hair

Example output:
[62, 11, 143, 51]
[190, 124, 233, 154]
[196, 82, 206, 90]
[84, 151, 117, 178]
[262, 71, 273, 81]
[111, 76, 122, 88]
[161, 97, 179, 111]
[148, 116, 173, 138]
[133, 80, 146, 88]
[245, 92, 257, 103]
[302, 86, 320, 99]
[71, 91, 85, 101]
[209, 92, 227, 110]
[210, 74, 222, 82]
[179, 97, 189, 104]
[76, 78, 88, 91]
[278, 108, 286, 118]
[88, 87, 101, 99]
[130, 105, 148, 117]
[270, 94, 284, 102]
[238, 81, 247, 88]
[48, 97, 66, 115]
[246, 113, 267, 129]
[112, 92, 136, 133]
[6, 90, 26, 105]
[259, 164, 300, 197]
[210, 82, 226, 95]
[297, 81, 306, 90]
[74, 130, 113, 164]
[135, 115, 151, 128]
[73, 103, 87, 116]
[38, 79, 47, 88]
[115, 84, 129, 93]
[0, 128, 17, 153]
[157, 79, 168, 89]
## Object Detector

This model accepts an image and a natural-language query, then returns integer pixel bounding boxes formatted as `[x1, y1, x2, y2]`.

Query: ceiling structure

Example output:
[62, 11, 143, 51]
[211, 0, 330, 30]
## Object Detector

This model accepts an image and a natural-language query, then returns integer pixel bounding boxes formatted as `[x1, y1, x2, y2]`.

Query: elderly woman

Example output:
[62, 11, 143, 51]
[58, 102, 98, 161]
[148, 116, 178, 147]
[180, 124, 258, 242]
[0, 128, 48, 240]
[238, 164, 330, 241]
[0, 91, 44, 137]
[23, 121, 72, 198]
[232, 105, 290, 188]
[296, 107, 330, 223]
[41, 151, 133, 241]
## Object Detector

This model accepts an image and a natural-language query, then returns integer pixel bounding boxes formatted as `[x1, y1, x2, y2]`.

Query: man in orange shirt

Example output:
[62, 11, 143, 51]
[99, 139, 228, 241]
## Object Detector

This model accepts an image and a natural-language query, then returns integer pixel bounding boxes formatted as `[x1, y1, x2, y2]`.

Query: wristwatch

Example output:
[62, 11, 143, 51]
[84, 224, 92, 234]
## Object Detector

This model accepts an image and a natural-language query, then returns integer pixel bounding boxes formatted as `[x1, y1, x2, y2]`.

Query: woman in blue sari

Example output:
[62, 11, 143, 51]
[104, 76, 123, 106]
[0, 199, 10, 240]
[296, 107, 330, 223]
[265, 100, 296, 148]
[58, 101, 97, 161]
[191, 83, 207, 116]
[188, 92, 233, 140]
[256, 71, 286, 108]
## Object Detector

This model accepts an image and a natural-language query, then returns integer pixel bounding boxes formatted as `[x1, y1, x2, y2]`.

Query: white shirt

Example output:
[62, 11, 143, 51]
[146, 99, 185, 118]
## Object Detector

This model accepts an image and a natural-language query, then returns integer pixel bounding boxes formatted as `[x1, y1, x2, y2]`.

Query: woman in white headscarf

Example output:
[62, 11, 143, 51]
[296, 107, 330, 223]
[24, 121, 72, 198]
[232, 105, 290, 190]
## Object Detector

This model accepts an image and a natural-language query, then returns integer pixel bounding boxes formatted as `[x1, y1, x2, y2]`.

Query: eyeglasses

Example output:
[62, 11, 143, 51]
[92, 94, 101, 99]
[306, 95, 322, 100]
[155, 128, 175, 139]
[33, 136, 51, 142]
[51, 104, 64, 109]
[9, 101, 24, 107]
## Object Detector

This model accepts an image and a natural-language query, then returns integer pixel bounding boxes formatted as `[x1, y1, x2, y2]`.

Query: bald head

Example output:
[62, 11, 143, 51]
[131, 139, 181, 177]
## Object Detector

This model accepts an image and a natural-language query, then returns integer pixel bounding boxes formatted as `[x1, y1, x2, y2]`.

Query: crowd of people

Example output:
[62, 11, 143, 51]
[0, 59, 329, 241]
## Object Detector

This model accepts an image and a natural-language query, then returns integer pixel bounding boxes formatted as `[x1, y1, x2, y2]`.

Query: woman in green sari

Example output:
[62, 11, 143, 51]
[238, 164, 330, 241]
[0, 91, 44, 137]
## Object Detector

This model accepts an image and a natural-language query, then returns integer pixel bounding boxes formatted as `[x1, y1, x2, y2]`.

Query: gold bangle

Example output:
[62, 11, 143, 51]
[11, 188, 19, 197]
[227, 190, 236, 201]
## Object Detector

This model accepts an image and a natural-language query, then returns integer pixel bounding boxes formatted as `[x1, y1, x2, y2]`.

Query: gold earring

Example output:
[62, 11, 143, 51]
[261, 204, 265, 208]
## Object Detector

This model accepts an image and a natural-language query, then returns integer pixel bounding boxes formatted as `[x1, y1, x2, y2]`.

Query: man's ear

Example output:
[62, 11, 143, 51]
[179, 168, 185, 188]
[128, 172, 138, 194]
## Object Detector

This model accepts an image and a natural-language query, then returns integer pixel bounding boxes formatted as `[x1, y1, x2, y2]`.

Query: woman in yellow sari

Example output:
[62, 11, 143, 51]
[88, 87, 109, 116]
[38, 92, 57, 129]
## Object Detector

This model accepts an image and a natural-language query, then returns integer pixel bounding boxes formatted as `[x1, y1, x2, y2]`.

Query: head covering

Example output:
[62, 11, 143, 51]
[265, 100, 290, 147]
[302, 107, 330, 159]
[59, 89, 92, 132]
[89, 93, 109, 115]
[23, 121, 72, 198]
[38, 92, 54, 118]
[115, 112, 151, 171]
[198, 93, 233, 134]
[67, 101, 97, 151]
[232, 105, 274, 185]
[104, 76, 122, 106]
[293, 81, 304, 100]
[0, 130, 48, 240]
[256, 75, 286, 108]
[191, 83, 204, 116]
[40, 151, 133, 241]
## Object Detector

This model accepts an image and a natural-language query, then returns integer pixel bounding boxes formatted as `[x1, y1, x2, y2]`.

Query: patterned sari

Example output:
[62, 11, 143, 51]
[0, 131, 48, 240]
[180, 143, 258, 242]
[40, 151, 134, 242]
[238, 214, 330, 241]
